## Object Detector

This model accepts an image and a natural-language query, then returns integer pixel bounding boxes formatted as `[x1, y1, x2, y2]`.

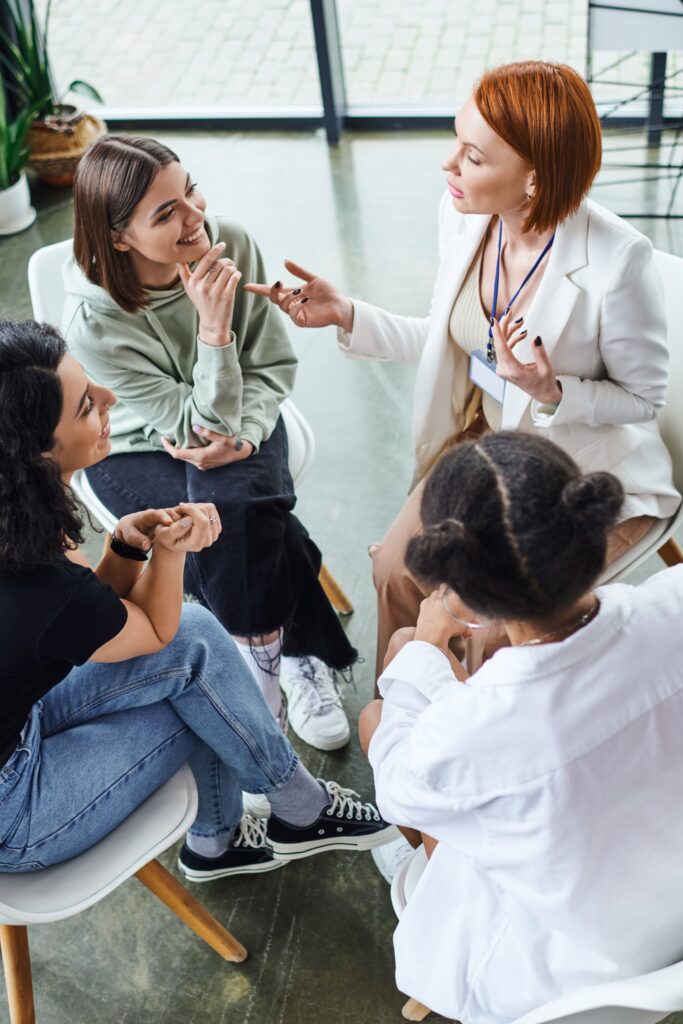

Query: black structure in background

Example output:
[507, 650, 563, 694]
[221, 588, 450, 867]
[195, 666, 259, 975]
[10, 0, 683, 146]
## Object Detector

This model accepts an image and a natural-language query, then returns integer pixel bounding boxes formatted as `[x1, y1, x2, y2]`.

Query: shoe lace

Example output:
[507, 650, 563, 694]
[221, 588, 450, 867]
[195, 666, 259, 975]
[319, 779, 381, 822]
[287, 656, 343, 722]
[233, 813, 269, 849]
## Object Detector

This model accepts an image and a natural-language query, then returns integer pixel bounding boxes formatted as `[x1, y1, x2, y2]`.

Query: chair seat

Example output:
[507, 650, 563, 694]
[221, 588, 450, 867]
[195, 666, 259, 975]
[600, 506, 682, 585]
[0, 764, 197, 926]
[511, 959, 683, 1024]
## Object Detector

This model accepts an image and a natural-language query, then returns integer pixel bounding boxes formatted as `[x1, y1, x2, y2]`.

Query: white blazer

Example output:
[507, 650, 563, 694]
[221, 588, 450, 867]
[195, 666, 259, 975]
[369, 566, 683, 1024]
[338, 196, 680, 520]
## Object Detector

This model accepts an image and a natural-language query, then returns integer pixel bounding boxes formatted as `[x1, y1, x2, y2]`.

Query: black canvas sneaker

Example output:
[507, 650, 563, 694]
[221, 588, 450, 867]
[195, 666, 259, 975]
[266, 779, 400, 859]
[178, 814, 289, 881]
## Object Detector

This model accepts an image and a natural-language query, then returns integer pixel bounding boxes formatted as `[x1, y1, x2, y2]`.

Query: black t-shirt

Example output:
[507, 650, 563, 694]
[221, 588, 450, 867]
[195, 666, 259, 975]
[0, 557, 128, 765]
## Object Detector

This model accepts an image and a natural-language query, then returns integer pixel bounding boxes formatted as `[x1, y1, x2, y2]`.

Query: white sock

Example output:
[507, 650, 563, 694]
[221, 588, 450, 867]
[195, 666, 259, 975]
[234, 634, 283, 721]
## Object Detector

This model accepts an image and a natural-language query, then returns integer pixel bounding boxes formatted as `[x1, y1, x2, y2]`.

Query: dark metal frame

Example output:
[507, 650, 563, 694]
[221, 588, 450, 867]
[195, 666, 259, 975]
[586, 3, 683, 218]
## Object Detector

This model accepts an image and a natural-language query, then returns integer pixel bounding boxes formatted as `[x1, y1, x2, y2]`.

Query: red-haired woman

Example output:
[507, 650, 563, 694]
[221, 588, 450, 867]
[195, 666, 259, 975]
[246, 60, 680, 681]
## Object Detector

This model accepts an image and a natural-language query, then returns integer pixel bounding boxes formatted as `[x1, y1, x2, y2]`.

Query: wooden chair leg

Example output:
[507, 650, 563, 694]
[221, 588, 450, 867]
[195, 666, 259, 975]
[319, 563, 354, 616]
[0, 925, 35, 1024]
[659, 536, 683, 567]
[135, 859, 248, 963]
[402, 997, 431, 1020]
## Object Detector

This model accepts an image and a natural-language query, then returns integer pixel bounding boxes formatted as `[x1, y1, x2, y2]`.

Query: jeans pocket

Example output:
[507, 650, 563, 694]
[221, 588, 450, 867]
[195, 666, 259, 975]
[0, 711, 40, 846]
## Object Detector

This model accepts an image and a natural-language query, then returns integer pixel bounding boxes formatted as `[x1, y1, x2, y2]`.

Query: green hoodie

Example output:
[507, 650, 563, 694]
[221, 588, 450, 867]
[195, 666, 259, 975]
[62, 216, 297, 454]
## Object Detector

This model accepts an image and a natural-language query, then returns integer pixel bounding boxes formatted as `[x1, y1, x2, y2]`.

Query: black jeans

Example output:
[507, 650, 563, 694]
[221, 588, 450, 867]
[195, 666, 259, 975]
[86, 418, 356, 670]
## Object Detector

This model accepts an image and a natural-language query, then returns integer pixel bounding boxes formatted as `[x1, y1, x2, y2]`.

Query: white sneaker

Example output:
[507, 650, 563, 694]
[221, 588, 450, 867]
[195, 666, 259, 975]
[242, 791, 271, 818]
[371, 835, 415, 883]
[279, 656, 351, 751]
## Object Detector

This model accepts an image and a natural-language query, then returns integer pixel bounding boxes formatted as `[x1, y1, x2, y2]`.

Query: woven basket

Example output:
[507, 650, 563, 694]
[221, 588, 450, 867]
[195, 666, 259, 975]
[28, 112, 107, 187]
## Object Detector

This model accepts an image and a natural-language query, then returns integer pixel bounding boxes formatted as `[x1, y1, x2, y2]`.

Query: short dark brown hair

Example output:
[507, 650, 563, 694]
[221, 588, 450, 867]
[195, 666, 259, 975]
[474, 61, 602, 233]
[73, 135, 180, 314]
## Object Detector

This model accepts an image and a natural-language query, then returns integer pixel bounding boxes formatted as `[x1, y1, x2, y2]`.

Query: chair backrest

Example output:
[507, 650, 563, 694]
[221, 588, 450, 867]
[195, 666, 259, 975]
[653, 248, 683, 494]
[27, 238, 73, 326]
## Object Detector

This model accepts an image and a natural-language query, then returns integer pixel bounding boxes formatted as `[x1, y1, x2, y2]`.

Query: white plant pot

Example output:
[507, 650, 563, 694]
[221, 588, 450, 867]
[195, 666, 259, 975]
[0, 172, 36, 236]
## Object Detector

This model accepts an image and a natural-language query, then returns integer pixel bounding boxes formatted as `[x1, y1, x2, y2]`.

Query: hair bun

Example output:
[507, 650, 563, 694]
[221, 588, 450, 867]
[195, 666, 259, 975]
[406, 517, 475, 583]
[560, 471, 624, 533]
[424, 517, 468, 548]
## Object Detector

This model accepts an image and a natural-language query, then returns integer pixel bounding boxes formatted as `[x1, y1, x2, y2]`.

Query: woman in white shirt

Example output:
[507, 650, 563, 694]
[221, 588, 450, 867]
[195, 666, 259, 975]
[359, 430, 683, 1024]
[246, 60, 680, 677]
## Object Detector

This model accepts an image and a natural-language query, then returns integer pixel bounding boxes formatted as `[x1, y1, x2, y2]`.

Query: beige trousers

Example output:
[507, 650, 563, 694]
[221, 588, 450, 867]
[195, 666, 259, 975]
[372, 466, 655, 680]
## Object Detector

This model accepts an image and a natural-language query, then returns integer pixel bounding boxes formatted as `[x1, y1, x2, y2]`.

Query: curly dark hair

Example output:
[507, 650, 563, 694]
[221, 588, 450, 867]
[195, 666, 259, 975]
[0, 319, 85, 573]
[406, 431, 624, 622]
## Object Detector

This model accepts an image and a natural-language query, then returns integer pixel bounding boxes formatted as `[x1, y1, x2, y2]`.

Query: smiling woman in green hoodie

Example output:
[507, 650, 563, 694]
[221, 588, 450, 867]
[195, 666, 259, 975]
[63, 135, 354, 767]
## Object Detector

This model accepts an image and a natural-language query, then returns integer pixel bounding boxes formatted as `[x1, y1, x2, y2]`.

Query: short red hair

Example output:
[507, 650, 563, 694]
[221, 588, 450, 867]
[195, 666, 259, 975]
[474, 61, 602, 233]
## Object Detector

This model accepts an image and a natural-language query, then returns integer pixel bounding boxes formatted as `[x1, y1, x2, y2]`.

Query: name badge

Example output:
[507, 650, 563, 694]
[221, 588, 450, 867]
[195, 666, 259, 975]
[469, 350, 506, 404]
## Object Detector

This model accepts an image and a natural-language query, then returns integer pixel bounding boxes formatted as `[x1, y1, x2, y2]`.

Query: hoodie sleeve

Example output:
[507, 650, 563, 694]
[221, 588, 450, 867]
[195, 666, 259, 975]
[219, 222, 298, 451]
[65, 304, 245, 448]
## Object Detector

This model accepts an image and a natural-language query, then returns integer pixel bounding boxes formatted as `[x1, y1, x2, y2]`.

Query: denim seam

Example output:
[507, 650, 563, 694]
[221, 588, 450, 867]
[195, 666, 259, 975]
[194, 668, 298, 787]
[189, 755, 236, 839]
[43, 667, 196, 735]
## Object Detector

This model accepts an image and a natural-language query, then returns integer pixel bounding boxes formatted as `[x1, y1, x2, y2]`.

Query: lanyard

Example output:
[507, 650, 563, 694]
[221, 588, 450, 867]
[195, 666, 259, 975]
[486, 220, 555, 362]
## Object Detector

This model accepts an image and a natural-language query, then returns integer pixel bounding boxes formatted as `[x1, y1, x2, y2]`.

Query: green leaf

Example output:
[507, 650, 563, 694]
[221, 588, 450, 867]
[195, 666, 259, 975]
[67, 80, 105, 104]
[0, 0, 56, 115]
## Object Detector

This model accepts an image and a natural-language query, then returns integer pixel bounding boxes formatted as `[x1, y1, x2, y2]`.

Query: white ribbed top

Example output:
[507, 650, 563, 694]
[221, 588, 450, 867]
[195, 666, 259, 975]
[448, 245, 503, 433]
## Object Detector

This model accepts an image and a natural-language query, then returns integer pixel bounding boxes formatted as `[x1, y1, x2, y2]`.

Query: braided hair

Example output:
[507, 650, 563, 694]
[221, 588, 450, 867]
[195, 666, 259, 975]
[0, 320, 85, 573]
[406, 431, 624, 621]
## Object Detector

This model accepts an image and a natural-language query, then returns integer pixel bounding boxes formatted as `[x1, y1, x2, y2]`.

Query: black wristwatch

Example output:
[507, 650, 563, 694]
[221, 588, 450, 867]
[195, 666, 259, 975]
[110, 534, 149, 562]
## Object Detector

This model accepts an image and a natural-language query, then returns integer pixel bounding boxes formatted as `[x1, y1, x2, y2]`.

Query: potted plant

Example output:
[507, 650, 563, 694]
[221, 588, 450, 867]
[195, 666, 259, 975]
[0, 0, 106, 187]
[0, 79, 36, 235]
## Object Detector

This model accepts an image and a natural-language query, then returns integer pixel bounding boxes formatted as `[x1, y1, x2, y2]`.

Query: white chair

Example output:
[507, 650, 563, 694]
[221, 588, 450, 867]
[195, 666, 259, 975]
[603, 248, 683, 582]
[0, 765, 247, 1024]
[27, 239, 353, 614]
[391, 847, 683, 1024]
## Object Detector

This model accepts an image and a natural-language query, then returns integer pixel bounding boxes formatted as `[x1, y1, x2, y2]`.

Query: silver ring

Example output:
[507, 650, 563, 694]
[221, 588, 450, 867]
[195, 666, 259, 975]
[208, 516, 218, 524]
[205, 265, 219, 278]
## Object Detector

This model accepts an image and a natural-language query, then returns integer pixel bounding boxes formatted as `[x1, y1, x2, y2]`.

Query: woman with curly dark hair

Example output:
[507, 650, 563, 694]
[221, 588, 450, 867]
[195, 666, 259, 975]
[360, 432, 683, 1024]
[0, 319, 395, 880]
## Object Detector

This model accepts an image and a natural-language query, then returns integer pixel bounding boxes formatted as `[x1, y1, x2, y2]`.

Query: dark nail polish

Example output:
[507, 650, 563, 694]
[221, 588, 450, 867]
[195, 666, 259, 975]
[519, 330, 528, 337]
[274, 281, 281, 288]
[514, 317, 523, 324]
[534, 336, 542, 346]
[292, 288, 301, 295]
[300, 296, 309, 304]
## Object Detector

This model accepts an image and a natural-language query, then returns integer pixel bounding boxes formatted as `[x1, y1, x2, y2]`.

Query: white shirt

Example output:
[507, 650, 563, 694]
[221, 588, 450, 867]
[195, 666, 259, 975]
[369, 567, 683, 1023]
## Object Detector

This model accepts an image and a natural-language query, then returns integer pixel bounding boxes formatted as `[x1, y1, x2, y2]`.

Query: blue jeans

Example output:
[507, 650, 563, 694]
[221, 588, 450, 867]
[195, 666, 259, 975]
[0, 604, 298, 872]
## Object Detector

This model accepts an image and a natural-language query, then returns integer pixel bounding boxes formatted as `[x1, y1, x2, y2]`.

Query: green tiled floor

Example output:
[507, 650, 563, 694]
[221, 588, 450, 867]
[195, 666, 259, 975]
[1, 129, 681, 1024]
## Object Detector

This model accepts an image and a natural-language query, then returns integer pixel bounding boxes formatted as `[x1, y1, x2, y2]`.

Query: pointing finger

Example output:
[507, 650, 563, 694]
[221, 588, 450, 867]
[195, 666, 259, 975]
[243, 282, 272, 297]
